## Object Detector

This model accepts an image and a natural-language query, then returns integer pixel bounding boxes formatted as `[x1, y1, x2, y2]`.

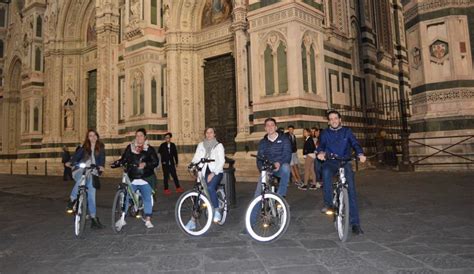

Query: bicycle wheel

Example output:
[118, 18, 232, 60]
[175, 190, 213, 236]
[111, 189, 127, 233]
[336, 187, 350, 242]
[245, 193, 290, 243]
[74, 191, 88, 238]
[216, 188, 228, 225]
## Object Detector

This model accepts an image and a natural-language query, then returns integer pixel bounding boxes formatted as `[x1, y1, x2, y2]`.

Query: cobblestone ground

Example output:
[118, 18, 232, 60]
[0, 170, 473, 273]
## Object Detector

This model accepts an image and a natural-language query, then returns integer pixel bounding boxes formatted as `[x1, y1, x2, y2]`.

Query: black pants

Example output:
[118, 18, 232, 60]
[162, 164, 180, 190]
[63, 165, 73, 181]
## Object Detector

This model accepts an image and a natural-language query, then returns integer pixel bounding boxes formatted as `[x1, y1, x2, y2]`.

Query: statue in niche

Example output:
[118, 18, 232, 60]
[202, 0, 233, 28]
[87, 14, 97, 45]
[64, 99, 74, 130]
[130, 0, 141, 22]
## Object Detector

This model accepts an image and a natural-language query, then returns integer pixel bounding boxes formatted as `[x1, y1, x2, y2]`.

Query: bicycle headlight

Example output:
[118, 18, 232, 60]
[79, 163, 87, 168]
[326, 209, 334, 215]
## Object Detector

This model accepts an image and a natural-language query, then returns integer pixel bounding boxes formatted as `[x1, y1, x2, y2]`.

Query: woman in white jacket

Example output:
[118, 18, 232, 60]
[190, 127, 226, 223]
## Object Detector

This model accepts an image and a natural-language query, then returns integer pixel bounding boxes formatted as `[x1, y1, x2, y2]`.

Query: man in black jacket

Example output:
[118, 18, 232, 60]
[158, 133, 183, 195]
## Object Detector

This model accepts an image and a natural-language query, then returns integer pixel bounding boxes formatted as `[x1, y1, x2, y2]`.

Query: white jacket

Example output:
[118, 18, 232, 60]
[191, 142, 225, 175]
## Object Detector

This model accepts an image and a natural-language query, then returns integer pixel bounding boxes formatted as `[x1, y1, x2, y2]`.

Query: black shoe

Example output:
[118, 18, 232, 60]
[298, 184, 309, 191]
[66, 200, 75, 213]
[352, 225, 364, 235]
[91, 217, 105, 229]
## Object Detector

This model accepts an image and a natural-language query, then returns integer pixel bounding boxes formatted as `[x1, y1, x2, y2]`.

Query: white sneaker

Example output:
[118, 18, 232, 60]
[115, 218, 127, 230]
[316, 182, 322, 188]
[145, 220, 154, 229]
[213, 210, 222, 223]
[185, 219, 196, 230]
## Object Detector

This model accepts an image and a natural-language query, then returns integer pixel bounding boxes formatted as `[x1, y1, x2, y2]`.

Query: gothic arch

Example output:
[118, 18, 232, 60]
[167, 0, 237, 32]
[56, 0, 95, 42]
[7, 57, 22, 92]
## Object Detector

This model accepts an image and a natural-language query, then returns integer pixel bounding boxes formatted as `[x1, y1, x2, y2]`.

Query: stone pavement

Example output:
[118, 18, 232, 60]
[0, 170, 473, 273]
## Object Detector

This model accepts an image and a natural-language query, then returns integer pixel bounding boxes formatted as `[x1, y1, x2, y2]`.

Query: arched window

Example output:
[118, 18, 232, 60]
[301, 36, 317, 94]
[151, 77, 157, 114]
[0, 40, 4, 58]
[151, 0, 158, 25]
[263, 34, 288, 96]
[0, 8, 6, 28]
[36, 16, 42, 37]
[33, 107, 40, 131]
[35, 47, 42, 71]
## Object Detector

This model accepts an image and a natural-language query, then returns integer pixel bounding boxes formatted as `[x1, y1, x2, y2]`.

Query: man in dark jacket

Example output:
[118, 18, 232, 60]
[317, 110, 366, 235]
[158, 132, 183, 195]
[61, 146, 73, 181]
[256, 118, 292, 197]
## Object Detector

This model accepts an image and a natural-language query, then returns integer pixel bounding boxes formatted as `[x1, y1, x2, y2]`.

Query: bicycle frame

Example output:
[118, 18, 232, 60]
[190, 162, 214, 211]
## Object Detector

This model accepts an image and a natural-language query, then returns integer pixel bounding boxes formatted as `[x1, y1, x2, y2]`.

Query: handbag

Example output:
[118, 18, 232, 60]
[92, 175, 101, 189]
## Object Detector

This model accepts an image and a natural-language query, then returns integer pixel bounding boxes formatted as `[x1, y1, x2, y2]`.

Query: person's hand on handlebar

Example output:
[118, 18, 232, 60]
[358, 154, 366, 163]
[138, 162, 146, 169]
[273, 162, 281, 171]
[317, 152, 326, 161]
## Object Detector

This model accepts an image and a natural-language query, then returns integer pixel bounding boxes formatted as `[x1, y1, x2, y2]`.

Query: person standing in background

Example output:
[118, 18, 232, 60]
[285, 125, 303, 186]
[61, 146, 73, 181]
[158, 133, 184, 195]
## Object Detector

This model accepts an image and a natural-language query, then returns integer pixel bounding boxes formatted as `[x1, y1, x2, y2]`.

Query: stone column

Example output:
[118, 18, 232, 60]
[232, 4, 251, 140]
[96, 2, 119, 137]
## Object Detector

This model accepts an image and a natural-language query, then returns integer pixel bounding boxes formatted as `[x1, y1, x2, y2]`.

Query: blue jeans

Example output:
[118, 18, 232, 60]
[313, 158, 323, 182]
[322, 160, 360, 225]
[250, 163, 290, 224]
[129, 183, 154, 217]
[205, 170, 224, 209]
[70, 171, 97, 217]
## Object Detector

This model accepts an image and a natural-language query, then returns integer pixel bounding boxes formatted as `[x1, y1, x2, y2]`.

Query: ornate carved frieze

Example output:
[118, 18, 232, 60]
[412, 89, 474, 104]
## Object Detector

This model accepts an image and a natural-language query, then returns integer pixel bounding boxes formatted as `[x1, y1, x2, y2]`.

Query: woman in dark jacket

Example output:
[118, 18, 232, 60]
[113, 128, 159, 229]
[299, 128, 317, 190]
[66, 129, 106, 229]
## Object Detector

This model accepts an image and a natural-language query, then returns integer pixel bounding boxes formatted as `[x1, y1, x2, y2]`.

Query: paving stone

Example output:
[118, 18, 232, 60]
[300, 239, 339, 249]
[389, 244, 444, 256]
[203, 259, 266, 273]
[343, 241, 388, 252]
[388, 269, 440, 274]
[1, 170, 473, 273]
[311, 248, 370, 269]
[361, 251, 423, 269]
[269, 264, 331, 274]
[413, 254, 474, 269]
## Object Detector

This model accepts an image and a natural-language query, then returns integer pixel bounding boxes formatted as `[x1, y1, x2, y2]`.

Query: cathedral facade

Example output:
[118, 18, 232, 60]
[0, 0, 472, 177]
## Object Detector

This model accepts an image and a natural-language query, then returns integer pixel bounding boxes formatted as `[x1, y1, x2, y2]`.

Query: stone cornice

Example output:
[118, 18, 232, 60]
[248, 2, 324, 33]
[404, 0, 474, 22]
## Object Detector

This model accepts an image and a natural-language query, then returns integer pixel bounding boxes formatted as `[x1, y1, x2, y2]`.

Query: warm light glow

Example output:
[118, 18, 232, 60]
[263, 223, 269, 228]
[66, 209, 74, 214]
[79, 163, 87, 168]
[325, 209, 334, 215]
[136, 215, 141, 219]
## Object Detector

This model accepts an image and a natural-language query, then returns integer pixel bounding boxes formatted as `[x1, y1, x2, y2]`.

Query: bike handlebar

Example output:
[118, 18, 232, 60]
[187, 158, 215, 169]
[251, 154, 276, 170]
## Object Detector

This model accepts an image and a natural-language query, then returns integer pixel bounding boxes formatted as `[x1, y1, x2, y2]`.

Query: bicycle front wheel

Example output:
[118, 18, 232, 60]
[336, 187, 350, 242]
[175, 190, 213, 236]
[216, 188, 228, 225]
[74, 191, 88, 238]
[111, 189, 127, 233]
[245, 193, 290, 243]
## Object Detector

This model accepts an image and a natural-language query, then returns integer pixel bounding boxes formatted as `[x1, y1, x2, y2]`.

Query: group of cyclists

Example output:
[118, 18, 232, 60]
[65, 110, 365, 236]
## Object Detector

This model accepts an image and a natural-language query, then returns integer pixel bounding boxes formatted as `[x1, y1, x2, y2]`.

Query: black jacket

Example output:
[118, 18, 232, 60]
[285, 132, 297, 153]
[158, 142, 178, 166]
[117, 144, 159, 180]
[303, 137, 316, 156]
